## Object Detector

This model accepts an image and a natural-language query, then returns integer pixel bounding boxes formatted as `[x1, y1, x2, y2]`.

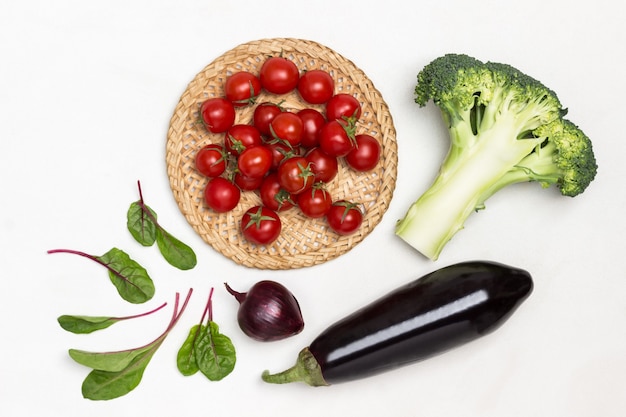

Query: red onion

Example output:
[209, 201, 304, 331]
[224, 280, 304, 342]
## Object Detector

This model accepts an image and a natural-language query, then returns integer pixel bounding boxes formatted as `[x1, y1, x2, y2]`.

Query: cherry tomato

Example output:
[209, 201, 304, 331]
[345, 134, 381, 172]
[318, 120, 356, 157]
[305, 147, 338, 183]
[204, 177, 240, 213]
[270, 112, 303, 148]
[297, 108, 326, 148]
[234, 172, 264, 191]
[200, 98, 236, 133]
[326, 200, 363, 235]
[259, 173, 295, 212]
[241, 206, 282, 245]
[297, 185, 332, 218]
[253, 102, 283, 136]
[237, 145, 273, 179]
[326, 93, 361, 122]
[224, 124, 263, 156]
[195, 144, 227, 177]
[277, 156, 315, 195]
[259, 57, 300, 94]
[297, 70, 335, 104]
[225, 71, 262, 107]
[265, 140, 296, 171]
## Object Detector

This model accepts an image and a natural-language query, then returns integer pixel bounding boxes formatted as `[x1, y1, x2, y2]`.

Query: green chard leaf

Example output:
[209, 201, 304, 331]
[58, 302, 167, 334]
[176, 288, 236, 381]
[126, 201, 157, 246]
[194, 321, 236, 381]
[156, 228, 197, 270]
[97, 248, 155, 304]
[176, 324, 202, 376]
[46, 247, 154, 304]
[80, 345, 160, 401]
[58, 315, 117, 334]
[69, 346, 153, 372]
[69, 290, 192, 401]
[128, 181, 197, 271]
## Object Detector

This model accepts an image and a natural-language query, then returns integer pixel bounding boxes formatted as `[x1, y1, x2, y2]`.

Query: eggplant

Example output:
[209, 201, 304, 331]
[261, 261, 533, 386]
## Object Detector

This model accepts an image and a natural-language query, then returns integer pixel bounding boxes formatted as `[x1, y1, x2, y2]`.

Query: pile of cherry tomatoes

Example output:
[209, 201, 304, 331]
[195, 56, 381, 246]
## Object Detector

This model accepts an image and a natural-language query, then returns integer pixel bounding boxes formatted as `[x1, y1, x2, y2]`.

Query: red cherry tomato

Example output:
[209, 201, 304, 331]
[297, 185, 332, 218]
[259, 173, 295, 212]
[277, 156, 315, 195]
[234, 172, 264, 191]
[253, 102, 283, 136]
[237, 145, 273, 179]
[265, 140, 296, 171]
[326, 93, 361, 121]
[297, 70, 335, 104]
[204, 177, 240, 213]
[200, 98, 236, 133]
[318, 120, 355, 157]
[241, 206, 282, 245]
[326, 200, 363, 235]
[345, 134, 381, 172]
[195, 144, 227, 177]
[269, 112, 303, 148]
[224, 71, 262, 107]
[224, 124, 263, 156]
[305, 147, 338, 183]
[297, 108, 326, 148]
[259, 57, 300, 94]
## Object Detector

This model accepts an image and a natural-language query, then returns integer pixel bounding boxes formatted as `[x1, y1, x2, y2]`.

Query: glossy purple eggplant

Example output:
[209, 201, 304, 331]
[261, 261, 533, 386]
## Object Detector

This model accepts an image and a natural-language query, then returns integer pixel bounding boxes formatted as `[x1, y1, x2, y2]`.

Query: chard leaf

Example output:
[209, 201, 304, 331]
[126, 202, 157, 246]
[128, 181, 197, 270]
[176, 324, 202, 376]
[194, 321, 236, 381]
[155, 228, 197, 271]
[46, 247, 154, 303]
[97, 248, 155, 304]
[67, 290, 192, 400]
[80, 345, 160, 401]
[58, 302, 167, 334]
[69, 346, 153, 372]
[58, 315, 117, 334]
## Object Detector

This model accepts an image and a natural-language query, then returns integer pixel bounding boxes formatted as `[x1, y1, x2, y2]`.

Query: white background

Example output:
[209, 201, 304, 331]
[1, 1, 625, 416]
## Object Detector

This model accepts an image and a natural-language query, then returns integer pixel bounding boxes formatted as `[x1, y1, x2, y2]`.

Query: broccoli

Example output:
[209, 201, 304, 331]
[395, 53, 597, 260]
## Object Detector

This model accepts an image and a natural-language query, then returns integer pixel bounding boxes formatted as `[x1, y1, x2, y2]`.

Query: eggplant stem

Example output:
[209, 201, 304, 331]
[261, 348, 329, 387]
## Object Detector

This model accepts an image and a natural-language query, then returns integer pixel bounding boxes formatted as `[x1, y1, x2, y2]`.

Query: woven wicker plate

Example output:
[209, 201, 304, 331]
[166, 38, 397, 269]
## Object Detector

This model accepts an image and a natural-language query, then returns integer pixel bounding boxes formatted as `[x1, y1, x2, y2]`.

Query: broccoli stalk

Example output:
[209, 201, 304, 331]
[395, 54, 597, 261]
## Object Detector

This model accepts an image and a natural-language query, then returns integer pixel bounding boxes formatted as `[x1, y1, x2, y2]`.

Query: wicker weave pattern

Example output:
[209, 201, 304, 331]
[166, 38, 398, 269]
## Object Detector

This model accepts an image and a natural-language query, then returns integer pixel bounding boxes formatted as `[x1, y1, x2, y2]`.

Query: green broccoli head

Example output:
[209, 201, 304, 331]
[397, 53, 598, 260]
[415, 54, 565, 137]
[415, 53, 488, 109]
[528, 118, 598, 196]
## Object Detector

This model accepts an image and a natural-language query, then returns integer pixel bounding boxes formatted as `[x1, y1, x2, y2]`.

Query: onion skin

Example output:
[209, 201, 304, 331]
[225, 281, 304, 342]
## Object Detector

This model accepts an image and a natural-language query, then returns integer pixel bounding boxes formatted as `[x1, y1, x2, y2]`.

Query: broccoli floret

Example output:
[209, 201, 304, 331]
[395, 54, 598, 260]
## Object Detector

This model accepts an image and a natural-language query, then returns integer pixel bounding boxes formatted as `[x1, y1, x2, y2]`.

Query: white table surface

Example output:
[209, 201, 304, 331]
[1, 1, 624, 416]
